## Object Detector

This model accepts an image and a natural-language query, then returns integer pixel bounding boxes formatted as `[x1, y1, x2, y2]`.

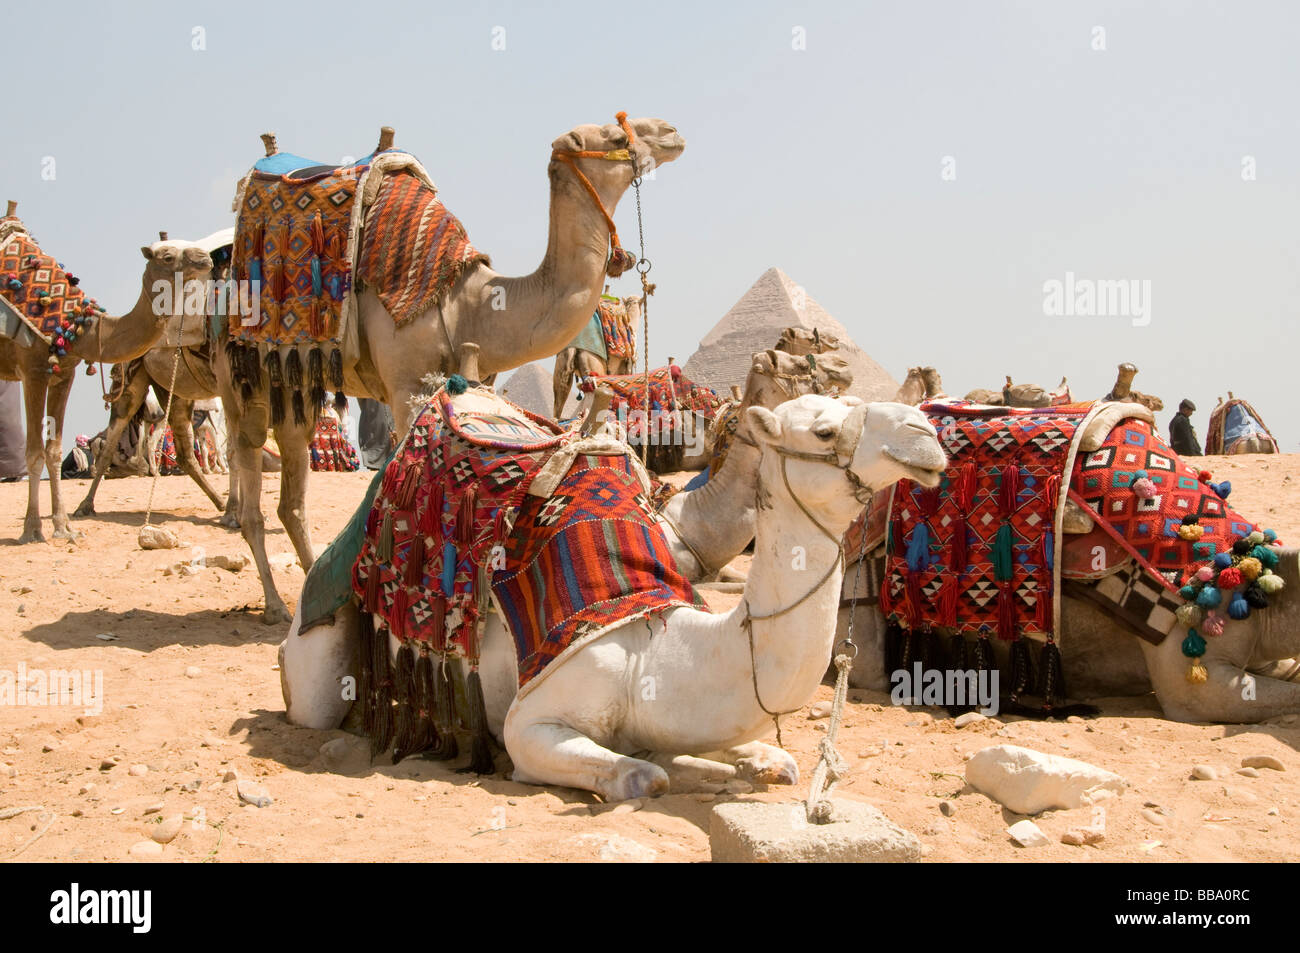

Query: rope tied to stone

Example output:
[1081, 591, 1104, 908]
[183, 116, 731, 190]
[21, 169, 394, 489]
[806, 649, 854, 824]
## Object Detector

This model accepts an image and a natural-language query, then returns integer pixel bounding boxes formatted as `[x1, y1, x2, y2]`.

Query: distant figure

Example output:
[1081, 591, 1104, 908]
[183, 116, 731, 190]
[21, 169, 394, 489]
[357, 398, 395, 470]
[0, 380, 23, 481]
[1169, 398, 1202, 456]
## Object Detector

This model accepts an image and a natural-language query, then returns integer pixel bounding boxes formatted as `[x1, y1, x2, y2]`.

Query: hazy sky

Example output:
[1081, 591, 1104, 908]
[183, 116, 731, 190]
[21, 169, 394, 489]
[4, 0, 1297, 450]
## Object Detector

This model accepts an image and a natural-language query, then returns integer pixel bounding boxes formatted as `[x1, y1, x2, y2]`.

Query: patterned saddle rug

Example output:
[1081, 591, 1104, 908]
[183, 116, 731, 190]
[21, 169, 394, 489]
[0, 216, 107, 372]
[581, 366, 722, 440]
[309, 410, 360, 472]
[349, 382, 702, 765]
[597, 296, 636, 362]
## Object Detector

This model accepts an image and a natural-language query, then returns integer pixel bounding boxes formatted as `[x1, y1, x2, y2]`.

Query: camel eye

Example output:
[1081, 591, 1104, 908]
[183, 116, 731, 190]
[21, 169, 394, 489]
[813, 425, 836, 440]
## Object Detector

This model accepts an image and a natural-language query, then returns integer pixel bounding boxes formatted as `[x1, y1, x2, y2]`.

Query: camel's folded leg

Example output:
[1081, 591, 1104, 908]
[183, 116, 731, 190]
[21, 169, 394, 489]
[505, 720, 669, 802]
[281, 601, 359, 729]
[1148, 645, 1300, 723]
[642, 752, 737, 791]
[706, 741, 799, 785]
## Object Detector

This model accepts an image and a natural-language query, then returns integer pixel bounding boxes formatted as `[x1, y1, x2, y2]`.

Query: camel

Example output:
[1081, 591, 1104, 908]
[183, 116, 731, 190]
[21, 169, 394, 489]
[223, 115, 684, 624]
[280, 394, 947, 801]
[1206, 393, 1278, 455]
[774, 327, 841, 354]
[660, 348, 853, 579]
[965, 375, 1069, 408]
[893, 366, 945, 405]
[1103, 362, 1163, 413]
[841, 408, 1300, 724]
[0, 210, 214, 542]
[551, 293, 642, 417]
[74, 231, 237, 521]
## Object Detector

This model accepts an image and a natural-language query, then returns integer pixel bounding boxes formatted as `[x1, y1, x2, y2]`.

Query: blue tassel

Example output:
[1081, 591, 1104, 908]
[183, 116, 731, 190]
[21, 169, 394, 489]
[1213, 553, 1233, 570]
[310, 257, 322, 297]
[1211, 480, 1231, 500]
[905, 525, 930, 572]
[441, 542, 457, 597]
[447, 374, 469, 394]
[1196, 585, 1222, 609]
[1044, 531, 1054, 570]
[328, 274, 342, 300]
[249, 260, 262, 284]
[1228, 593, 1250, 620]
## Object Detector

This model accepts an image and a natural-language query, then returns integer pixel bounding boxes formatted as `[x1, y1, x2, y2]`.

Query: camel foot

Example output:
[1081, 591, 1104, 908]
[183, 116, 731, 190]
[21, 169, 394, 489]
[52, 527, 80, 541]
[18, 527, 46, 544]
[72, 501, 95, 518]
[726, 742, 800, 786]
[262, 601, 292, 626]
[608, 760, 670, 801]
[218, 512, 241, 530]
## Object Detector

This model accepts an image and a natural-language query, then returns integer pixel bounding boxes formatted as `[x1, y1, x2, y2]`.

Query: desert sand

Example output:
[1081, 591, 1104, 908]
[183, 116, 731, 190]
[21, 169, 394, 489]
[1, 452, 1297, 863]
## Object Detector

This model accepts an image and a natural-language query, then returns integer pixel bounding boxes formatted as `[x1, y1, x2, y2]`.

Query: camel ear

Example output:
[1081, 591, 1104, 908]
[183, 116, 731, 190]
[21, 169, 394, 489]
[141, 245, 154, 260]
[746, 406, 782, 444]
[552, 130, 583, 153]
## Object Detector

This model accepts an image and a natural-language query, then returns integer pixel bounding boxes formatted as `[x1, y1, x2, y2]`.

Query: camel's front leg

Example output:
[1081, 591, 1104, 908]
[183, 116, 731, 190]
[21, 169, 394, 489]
[19, 375, 49, 542]
[75, 369, 152, 517]
[643, 752, 737, 791]
[274, 418, 315, 572]
[37, 372, 77, 539]
[167, 397, 225, 511]
[234, 401, 290, 625]
[505, 720, 669, 802]
[708, 741, 799, 786]
[280, 600, 359, 729]
[1152, 652, 1300, 723]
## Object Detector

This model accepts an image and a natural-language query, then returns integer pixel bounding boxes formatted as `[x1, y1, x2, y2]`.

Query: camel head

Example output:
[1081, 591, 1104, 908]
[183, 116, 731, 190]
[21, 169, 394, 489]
[747, 349, 853, 402]
[775, 326, 841, 356]
[920, 366, 945, 398]
[894, 367, 925, 405]
[139, 240, 215, 316]
[747, 395, 946, 531]
[621, 295, 643, 324]
[550, 116, 685, 184]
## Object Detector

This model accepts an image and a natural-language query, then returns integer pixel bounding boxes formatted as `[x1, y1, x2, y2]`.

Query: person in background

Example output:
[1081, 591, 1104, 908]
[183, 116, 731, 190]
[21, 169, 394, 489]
[357, 398, 395, 470]
[1169, 398, 1202, 456]
[0, 380, 23, 481]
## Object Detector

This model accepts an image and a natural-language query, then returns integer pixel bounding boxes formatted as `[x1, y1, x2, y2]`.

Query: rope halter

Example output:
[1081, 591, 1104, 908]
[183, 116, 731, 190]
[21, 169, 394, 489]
[550, 111, 640, 278]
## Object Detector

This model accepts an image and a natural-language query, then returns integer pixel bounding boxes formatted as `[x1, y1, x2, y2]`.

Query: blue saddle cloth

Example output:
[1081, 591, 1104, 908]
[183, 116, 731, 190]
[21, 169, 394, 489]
[251, 148, 408, 180]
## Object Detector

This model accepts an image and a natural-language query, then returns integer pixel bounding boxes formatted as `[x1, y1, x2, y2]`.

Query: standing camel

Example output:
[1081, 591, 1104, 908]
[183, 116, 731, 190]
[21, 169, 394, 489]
[222, 115, 685, 623]
[0, 206, 213, 542]
[551, 294, 642, 418]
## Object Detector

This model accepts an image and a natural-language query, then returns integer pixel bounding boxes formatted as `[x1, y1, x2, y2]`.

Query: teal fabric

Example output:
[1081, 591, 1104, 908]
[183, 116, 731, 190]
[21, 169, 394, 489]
[298, 450, 393, 631]
[563, 311, 607, 361]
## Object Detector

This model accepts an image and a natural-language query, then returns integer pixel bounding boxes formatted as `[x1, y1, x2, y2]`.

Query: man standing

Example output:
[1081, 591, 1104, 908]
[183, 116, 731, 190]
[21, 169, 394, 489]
[1169, 398, 1202, 456]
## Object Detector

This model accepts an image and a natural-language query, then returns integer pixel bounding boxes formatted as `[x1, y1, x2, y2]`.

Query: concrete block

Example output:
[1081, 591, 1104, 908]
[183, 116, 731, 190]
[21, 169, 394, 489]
[709, 799, 921, 863]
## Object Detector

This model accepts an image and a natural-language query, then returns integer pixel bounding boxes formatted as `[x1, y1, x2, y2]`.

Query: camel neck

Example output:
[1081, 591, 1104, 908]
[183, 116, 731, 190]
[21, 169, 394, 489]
[72, 283, 168, 366]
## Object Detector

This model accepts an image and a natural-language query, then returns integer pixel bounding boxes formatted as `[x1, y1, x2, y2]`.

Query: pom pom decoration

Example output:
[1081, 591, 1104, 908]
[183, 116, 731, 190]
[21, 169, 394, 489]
[1217, 567, 1243, 589]
[1238, 557, 1262, 582]
[1232, 539, 1253, 556]
[1180, 584, 1199, 600]
[1201, 612, 1225, 637]
[1194, 565, 1215, 582]
[446, 374, 469, 396]
[1257, 573, 1285, 595]
[1175, 604, 1204, 628]
[1252, 545, 1280, 570]
[1264, 529, 1278, 543]
[1187, 659, 1209, 684]
[1210, 480, 1231, 500]
[1132, 477, 1157, 499]
[1246, 530, 1265, 546]
[1181, 515, 1200, 526]
[1179, 524, 1205, 541]
[1227, 593, 1250, 620]
[1213, 553, 1234, 570]
[1244, 585, 1269, 609]
[1195, 585, 1223, 609]
[1181, 630, 1206, 657]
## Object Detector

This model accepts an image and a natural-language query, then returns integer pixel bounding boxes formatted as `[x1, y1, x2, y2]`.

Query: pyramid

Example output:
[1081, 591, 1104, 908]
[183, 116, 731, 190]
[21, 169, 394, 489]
[497, 361, 578, 420]
[682, 268, 898, 402]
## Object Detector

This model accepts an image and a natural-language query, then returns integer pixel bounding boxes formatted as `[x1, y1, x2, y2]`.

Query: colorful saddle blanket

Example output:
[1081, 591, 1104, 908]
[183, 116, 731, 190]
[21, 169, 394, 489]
[0, 219, 106, 366]
[310, 411, 360, 472]
[581, 366, 722, 439]
[356, 171, 488, 328]
[878, 401, 1095, 646]
[351, 385, 701, 694]
[597, 296, 636, 362]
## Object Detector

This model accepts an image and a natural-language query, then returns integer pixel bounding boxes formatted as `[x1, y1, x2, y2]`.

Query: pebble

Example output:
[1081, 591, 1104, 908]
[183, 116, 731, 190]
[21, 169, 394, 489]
[1241, 755, 1285, 772]
[41, 741, 59, 753]
[181, 778, 202, 792]
[184, 666, 202, 679]
[95, 633, 118, 642]
[808, 701, 832, 720]
[78, 784, 95, 795]
[693, 793, 716, 803]
[150, 814, 184, 844]
[222, 769, 239, 783]
[1007, 819, 1049, 848]
[1190, 765, 1217, 781]
[128, 764, 148, 777]
[1066, 716, 1085, 724]
[954, 712, 986, 729]
[1236, 767, 1261, 778]
[236, 779, 273, 808]
[1223, 786, 1257, 805]
[1141, 809, 1167, 826]
[939, 800, 955, 817]
[143, 802, 164, 815]
[99, 758, 119, 771]
[611, 798, 644, 815]
[1267, 807, 1280, 816]
[128, 840, 163, 858]
[1061, 827, 1105, 847]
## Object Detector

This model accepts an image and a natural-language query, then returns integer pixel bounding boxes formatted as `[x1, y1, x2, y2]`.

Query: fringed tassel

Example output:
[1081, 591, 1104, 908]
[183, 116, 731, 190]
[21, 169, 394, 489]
[878, 572, 895, 620]
[997, 582, 1018, 641]
[308, 346, 325, 412]
[1009, 637, 1034, 702]
[456, 486, 478, 545]
[368, 616, 394, 761]
[951, 525, 969, 577]
[972, 634, 996, 676]
[955, 463, 977, 511]
[285, 349, 305, 425]
[377, 511, 394, 563]
[460, 669, 495, 775]
[269, 386, 285, 427]
[992, 523, 1014, 582]
[398, 461, 423, 510]
[265, 350, 285, 425]
[291, 390, 306, 427]
[389, 587, 409, 641]
[884, 622, 906, 676]
[1038, 639, 1065, 708]
[391, 643, 420, 763]
[405, 534, 426, 588]
[421, 483, 444, 538]
[415, 650, 437, 753]
[334, 390, 347, 415]
[939, 579, 959, 628]
[918, 484, 941, 518]
[904, 571, 924, 629]
[428, 657, 459, 761]
[329, 348, 344, 389]
[364, 564, 380, 611]
[999, 463, 1020, 516]
[924, 626, 944, 675]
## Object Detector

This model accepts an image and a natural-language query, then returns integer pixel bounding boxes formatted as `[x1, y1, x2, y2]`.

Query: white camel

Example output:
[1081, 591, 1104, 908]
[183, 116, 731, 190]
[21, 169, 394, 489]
[281, 394, 945, 800]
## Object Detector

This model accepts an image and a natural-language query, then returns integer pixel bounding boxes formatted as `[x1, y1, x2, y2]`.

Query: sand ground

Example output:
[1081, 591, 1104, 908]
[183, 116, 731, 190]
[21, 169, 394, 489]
[1, 453, 1298, 862]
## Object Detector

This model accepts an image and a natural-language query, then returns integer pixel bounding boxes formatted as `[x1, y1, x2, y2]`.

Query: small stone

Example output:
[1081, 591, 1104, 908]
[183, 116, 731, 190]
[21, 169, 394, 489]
[150, 814, 183, 844]
[78, 783, 95, 795]
[808, 701, 832, 720]
[954, 712, 986, 729]
[143, 802, 164, 815]
[966, 745, 1126, 814]
[722, 779, 754, 795]
[611, 798, 644, 815]
[693, 793, 717, 803]
[1007, 819, 1050, 848]
[95, 633, 118, 641]
[222, 769, 239, 783]
[184, 666, 202, 679]
[1061, 827, 1105, 846]
[41, 741, 59, 753]
[1141, 809, 1167, 826]
[1241, 755, 1284, 772]
[1066, 716, 1085, 724]
[1267, 807, 1280, 816]
[127, 764, 148, 777]
[110, 807, 125, 815]
[181, 778, 202, 792]
[129, 840, 163, 858]
[99, 758, 119, 771]
[236, 779, 273, 808]
[70, 809, 82, 817]
[939, 801, 955, 817]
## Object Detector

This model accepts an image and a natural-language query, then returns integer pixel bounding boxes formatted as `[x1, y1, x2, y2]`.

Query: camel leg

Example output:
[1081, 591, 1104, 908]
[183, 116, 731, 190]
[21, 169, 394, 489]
[19, 376, 49, 542]
[280, 601, 359, 729]
[274, 418, 315, 572]
[1145, 640, 1300, 723]
[552, 351, 574, 419]
[642, 752, 737, 791]
[42, 373, 76, 540]
[74, 371, 152, 517]
[165, 396, 224, 511]
[504, 720, 669, 801]
[233, 399, 291, 625]
[708, 741, 800, 785]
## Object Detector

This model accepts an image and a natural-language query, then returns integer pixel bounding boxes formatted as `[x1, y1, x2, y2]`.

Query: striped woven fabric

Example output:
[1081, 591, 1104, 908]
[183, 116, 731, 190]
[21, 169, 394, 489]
[357, 172, 489, 327]
[581, 366, 723, 439]
[597, 297, 635, 362]
[0, 224, 105, 367]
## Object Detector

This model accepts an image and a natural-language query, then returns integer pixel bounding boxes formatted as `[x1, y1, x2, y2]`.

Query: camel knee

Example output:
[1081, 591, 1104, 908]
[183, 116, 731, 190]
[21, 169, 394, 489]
[281, 602, 358, 729]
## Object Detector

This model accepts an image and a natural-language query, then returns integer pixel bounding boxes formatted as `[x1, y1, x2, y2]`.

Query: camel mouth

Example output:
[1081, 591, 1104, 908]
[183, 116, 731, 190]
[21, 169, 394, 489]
[884, 447, 945, 487]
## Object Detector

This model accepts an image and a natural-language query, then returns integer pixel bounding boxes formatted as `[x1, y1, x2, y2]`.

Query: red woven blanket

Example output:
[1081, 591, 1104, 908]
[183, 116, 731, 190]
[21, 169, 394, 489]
[598, 297, 635, 362]
[356, 171, 489, 327]
[581, 366, 722, 438]
[310, 414, 360, 472]
[0, 227, 104, 344]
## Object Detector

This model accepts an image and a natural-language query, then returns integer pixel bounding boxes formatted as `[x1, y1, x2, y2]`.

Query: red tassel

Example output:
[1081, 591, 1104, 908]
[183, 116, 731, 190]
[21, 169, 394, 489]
[398, 461, 422, 510]
[456, 486, 478, 545]
[997, 582, 1017, 640]
[955, 463, 977, 512]
[905, 571, 924, 629]
[405, 535, 425, 587]
[364, 566, 380, 611]
[878, 572, 895, 618]
[430, 595, 447, 652]
[939, 578, 959, 627]
[390, 587, 408, 640]
[419, 485, 441, 537]
[1037, 583, 1053, 629]
[999, 464, 1019, 517]
[918, 484, 941, 518]
[1044, 474, 1061, 508]
[951, 525, 968, 577]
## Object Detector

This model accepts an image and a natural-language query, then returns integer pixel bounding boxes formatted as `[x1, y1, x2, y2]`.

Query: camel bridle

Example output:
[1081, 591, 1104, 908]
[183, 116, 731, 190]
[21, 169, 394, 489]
[550, 110, 640, 278]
